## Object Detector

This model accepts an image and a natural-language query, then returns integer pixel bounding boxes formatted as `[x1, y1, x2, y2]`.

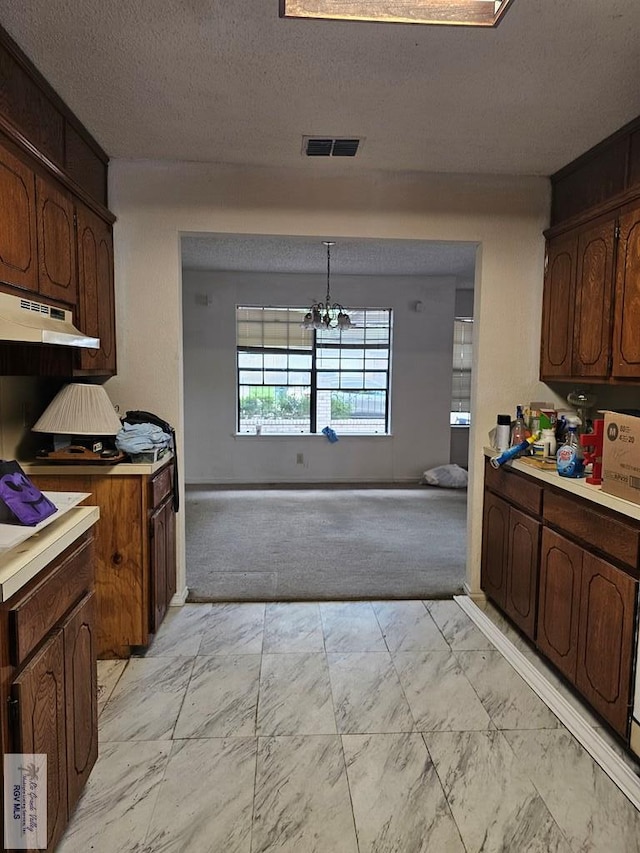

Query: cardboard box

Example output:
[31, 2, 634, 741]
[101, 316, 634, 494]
[601, 411, 640, 504]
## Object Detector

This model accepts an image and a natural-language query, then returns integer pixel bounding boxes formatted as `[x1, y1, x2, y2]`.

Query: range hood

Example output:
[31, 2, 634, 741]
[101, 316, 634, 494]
[0, 293, 100, 349]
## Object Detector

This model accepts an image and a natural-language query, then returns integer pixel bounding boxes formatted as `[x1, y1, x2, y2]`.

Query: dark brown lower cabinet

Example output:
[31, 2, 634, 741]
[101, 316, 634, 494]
[481, 490, 540, 641]
[483, 462, 640, 743]
[505, 506, 540, 638]
[537, 528, 583, 682]
[576, 552, 636, 735]
[1, 533, 97, 853]
[481, 491, 509, 609]
[150, 496, 176, 635]
[12, 629, 68, 852]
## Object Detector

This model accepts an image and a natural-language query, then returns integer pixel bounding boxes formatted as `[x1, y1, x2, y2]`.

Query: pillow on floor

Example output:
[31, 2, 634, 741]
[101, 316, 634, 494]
[421, 463, 468, 488]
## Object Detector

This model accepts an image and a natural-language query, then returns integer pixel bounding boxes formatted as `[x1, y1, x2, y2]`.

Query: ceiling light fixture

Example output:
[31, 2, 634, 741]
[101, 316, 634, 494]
[280, 0, 514, 27]
[302, 241, 353, 330]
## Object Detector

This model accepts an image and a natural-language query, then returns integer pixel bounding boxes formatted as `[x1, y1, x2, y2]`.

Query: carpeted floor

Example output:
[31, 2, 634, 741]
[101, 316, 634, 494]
[186, 487, 467, 601]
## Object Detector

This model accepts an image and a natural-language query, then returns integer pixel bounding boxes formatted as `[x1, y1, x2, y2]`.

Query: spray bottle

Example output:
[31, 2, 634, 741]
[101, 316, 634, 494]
[556, 417, 585, 478]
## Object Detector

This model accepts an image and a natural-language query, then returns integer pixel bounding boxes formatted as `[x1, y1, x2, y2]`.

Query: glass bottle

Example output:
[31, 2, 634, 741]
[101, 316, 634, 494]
[510, 405, 528, 447]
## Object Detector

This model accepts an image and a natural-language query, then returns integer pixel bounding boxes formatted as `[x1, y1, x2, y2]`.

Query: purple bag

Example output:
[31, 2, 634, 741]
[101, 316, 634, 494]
[0, 461, 58, 526]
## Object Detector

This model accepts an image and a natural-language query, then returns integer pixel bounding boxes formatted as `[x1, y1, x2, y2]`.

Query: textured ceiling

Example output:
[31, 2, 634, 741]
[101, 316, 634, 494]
[181, 234, 477, 279]
[0, 1, 639, 176]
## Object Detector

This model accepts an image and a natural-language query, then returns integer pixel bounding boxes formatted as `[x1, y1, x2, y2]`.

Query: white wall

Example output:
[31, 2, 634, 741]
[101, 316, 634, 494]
[182, 269, 457, 484]
[106, 160, 558, 600]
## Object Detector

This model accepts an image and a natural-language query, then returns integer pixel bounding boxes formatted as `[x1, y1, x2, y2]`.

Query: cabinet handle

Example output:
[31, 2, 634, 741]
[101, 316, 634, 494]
[112, 552, 123, 566]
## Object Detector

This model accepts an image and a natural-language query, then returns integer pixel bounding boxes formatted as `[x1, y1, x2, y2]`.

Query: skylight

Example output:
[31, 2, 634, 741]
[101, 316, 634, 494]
[280, 0, 514, 27]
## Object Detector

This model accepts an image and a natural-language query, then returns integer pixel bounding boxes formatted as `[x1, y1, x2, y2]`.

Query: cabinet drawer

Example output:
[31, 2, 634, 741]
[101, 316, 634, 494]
[544, 489, 640, 570]
[149, 463, 172, 508]
[484, 460, 543, 516]
[8, 533, 94, 666]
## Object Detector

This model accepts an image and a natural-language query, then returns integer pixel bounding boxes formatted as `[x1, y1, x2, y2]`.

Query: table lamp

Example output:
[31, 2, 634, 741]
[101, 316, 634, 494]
[32, 383, 124, 462]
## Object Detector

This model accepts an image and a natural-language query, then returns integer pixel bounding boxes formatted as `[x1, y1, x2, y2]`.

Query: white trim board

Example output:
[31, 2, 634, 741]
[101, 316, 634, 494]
[454, 594, 640, 811]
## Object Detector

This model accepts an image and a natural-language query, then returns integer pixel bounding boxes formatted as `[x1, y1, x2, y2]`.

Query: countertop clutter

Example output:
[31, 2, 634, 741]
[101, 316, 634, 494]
[483, 447, 640, 523]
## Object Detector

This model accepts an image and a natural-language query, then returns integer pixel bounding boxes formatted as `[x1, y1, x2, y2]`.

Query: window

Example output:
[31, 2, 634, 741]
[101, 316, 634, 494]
[280, 0, 514, 28]
[237, 306, 392, 435]
[451, 317, 473, 425]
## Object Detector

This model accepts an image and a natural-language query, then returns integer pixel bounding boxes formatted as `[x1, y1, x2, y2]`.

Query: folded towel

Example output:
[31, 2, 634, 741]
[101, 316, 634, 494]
[115, 422, 172, 454]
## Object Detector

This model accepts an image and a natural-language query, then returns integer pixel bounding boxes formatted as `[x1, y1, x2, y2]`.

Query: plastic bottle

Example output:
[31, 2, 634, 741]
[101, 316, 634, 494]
[541, 427, 556, 458]
[510, 405, 528, 447]
[495, 414, 511, 452]
[490, 434, 539, 468]
[556, 420, 585, 478]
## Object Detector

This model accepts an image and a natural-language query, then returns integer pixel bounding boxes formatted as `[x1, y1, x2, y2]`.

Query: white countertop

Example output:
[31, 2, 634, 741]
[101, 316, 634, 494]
[22, 454, 172, 477]
[484, 447, 640, 522]
[0, 505, 100, 602]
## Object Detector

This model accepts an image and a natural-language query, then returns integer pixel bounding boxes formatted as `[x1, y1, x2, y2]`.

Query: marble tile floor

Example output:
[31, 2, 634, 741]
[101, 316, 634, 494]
[59, 600, 640, 853]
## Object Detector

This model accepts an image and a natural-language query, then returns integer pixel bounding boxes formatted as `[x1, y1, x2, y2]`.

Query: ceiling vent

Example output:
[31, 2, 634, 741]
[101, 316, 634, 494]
[303, 137, 362, 157]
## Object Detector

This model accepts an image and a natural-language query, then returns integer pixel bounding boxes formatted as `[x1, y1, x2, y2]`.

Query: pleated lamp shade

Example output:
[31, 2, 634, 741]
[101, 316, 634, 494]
[32, 383, 122, 436]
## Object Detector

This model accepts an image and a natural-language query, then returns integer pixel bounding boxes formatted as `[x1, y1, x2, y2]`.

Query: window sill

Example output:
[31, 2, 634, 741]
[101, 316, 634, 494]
[234, 433, 392, 438]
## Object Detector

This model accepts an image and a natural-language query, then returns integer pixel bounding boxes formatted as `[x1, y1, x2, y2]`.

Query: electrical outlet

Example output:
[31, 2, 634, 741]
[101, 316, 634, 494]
[296, 453, 304, 465]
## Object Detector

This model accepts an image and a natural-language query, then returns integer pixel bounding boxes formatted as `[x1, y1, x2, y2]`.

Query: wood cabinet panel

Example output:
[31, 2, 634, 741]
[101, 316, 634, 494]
[484, 461, 543, 516]
[92, 477, 146, 655]
[572, 217, 616, 378]
[0, 143, 37, 291]
[576, 552, 637, 736]
[612, 202, 640, 379]
[481, 490, 508, 609]
[150, 499, 170, 634]
[36, 174, 77, 305]
[8, 534, 93, 666]
[536, 528, 583, 682]
[505, 506, 540, 638]
[30, 462, 176, 658]
[551, 136, 628, 227]
[76, 202, 116, 375]
[12, 630, 68, 852]
[0, 43, 65, 165]
[64, 122, 108, 207]
[543, 489, 640, 570]
[63, 592, 97, 814]
[540, 232, 577, 379]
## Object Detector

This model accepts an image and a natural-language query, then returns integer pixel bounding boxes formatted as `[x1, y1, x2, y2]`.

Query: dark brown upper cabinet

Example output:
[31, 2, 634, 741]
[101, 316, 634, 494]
[540, 232, 577, 379]
[0, 142, 38, 291]
[36, 173, 78, 305]
[572, 215, 616, 379]
[76, 201, 116, 375]
[612, 201, 640, 379]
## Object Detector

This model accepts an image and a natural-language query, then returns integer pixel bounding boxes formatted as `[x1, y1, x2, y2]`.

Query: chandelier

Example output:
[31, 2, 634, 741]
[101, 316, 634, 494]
[302, 241, 353, 330]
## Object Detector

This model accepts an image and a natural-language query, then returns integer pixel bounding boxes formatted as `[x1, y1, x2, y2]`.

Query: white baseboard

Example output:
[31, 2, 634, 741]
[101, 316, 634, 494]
[170, 586, 189, 606]
[454, 595, 640, 811]
[462, 581, 486, 605]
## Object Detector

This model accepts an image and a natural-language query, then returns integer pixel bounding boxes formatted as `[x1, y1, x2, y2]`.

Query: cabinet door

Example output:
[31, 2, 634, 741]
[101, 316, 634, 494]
[12, 630, 68, 853]
[576, 552, 637, 736]
[504, 506, 540, 640]
[0, 144, 38, 292]
[150, 498, 170, 634]
[36, 174, 77, 305]
[63, 591, 98, 815]
[481, 491, 509, 608]
[612, 202, 640, 378]
[572, 216, 616, 378]
[540, 232, 577, 380]
[76, 202, 116, 375]
[165, 497, 177, 604]
[536, 528, 582, 682]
